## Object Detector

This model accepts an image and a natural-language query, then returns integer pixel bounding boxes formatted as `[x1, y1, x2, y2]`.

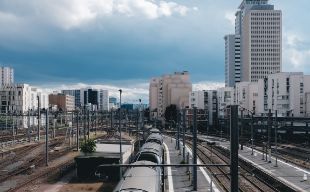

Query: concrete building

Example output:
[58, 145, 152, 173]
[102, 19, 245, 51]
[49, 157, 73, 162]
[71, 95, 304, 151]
[80, 88, 109, 111]
[258, 72, 310, 117]
[240, 0, 282, 82]
[49, 93, 75, 111]
[189, 90, 218, 126]
[217, 87, 235, 118]
[0, 84, 48, 128]
[235, 82, 259, 115]
[224, 35, 241, 87]
[149, 71, 192, 119]
[61, 89, 81, 107]
[225, 0, 282, 84]
[0, 66, 14, 86]
[62, 89, 109, 111]
[189, 91, 205, 109]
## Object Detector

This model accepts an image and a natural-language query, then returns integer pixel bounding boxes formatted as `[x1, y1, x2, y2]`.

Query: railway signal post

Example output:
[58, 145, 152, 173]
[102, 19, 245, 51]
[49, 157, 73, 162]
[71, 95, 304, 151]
[230, 105, 239, 192]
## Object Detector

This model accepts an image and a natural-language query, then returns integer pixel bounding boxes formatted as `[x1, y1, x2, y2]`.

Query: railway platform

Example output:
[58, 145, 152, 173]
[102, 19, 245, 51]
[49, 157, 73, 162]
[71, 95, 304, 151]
[198, 135, 310, 192]
[163, 135, 220, 192]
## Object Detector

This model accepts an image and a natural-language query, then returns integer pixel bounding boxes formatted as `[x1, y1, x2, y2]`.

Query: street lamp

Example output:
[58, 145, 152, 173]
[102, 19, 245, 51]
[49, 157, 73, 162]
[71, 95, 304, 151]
[118, 89, 123, 179]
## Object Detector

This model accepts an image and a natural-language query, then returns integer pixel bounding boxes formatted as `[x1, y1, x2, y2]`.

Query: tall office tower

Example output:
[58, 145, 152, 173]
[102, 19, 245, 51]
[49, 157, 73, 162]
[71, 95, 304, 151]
[239, 0, 282, 82]
[224, 35, 241, 87]
[0, 67, 14, 86]
[225, 0, 282, 84]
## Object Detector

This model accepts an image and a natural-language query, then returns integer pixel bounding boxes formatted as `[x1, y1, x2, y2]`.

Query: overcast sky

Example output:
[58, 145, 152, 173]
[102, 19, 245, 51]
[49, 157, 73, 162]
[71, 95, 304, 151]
[0, 0, 309, 102]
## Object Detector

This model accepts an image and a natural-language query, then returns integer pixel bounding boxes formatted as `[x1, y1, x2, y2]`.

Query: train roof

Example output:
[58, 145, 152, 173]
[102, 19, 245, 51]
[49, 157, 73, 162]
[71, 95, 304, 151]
[113, 161, 160, 192]
[148, 128, 161, 134]
[140, 142, 163, 156]
[146, 134, 163, 144]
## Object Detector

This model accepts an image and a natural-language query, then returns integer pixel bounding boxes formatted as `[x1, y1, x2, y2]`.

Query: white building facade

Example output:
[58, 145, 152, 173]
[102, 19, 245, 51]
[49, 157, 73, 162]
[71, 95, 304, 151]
[0, 84, 49, 128]
[217, 87, 235, 118]
[0, 67, 14, 86]
[225, 0, 282, 84]
[258, 72, 310, 117]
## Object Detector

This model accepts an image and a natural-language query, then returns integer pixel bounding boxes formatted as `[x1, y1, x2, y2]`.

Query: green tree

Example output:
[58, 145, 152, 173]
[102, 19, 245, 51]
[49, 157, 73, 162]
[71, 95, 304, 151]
[80, 139, 96, 153]
[164, 105, 177, 129]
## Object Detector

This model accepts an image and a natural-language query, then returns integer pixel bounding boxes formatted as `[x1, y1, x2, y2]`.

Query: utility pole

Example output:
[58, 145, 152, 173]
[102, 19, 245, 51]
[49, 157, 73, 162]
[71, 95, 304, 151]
[77, 111, 79, 151]
[177, 111, 180, 150]
[27, 110, 31, 142]
[45, 109, 49, 167]
[230, 105, 239, 192]
[268, 109, 272, 163]
[240, 109, 244, 150]
[37, 96, 40, 141]
[119, 89, 123, 179]
[192, 107, 197, 191]
[275, 110, 278, 167]
[87, 110, 90, 139]
[182, 109, 186, 161]
[251, 113, 254, 155]
[83, 109, 86, 141]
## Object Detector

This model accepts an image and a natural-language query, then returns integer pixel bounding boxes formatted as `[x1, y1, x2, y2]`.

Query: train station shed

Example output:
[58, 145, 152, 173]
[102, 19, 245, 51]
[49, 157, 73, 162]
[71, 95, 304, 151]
[75, 140, 134, 181]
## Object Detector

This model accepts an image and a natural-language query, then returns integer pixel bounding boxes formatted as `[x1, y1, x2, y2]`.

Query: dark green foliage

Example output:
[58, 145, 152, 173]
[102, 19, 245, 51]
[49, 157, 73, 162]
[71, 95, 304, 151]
[164, 105, 177, 128]
[80, 139, 96, 153]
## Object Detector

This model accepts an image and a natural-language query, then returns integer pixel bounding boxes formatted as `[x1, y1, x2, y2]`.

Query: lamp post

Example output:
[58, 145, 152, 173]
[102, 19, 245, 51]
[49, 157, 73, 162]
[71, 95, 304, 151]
[118, 89, 123, 179]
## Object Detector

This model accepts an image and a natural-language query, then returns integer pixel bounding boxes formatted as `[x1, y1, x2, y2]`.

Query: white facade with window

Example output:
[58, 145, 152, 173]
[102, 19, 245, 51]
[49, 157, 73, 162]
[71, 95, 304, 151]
[0, 67, 14, 86]
[257, 72, 310, 117]
[217, 87, 235, 118]
[0, 84, 49, 128]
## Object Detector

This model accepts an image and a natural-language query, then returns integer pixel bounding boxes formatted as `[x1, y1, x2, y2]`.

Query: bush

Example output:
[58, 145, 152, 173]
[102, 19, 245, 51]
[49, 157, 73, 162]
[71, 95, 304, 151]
[80, 139, 96, 153]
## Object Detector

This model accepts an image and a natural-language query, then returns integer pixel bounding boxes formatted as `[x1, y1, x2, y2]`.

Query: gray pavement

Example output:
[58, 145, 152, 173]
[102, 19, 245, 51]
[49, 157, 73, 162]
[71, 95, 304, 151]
[163, 136, 221, 192]
[198, 135, 310, 192]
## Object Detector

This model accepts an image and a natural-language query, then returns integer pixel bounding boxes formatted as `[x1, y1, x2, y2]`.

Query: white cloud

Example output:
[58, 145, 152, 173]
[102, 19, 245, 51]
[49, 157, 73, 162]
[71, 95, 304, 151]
[193, 81, 225, 91]
[39, 82, 149, 103]
[38, 80, 224, 104]
[283, 32, 310, 72]
[224, 11, 235, 26]
[0, 0, 194, 30]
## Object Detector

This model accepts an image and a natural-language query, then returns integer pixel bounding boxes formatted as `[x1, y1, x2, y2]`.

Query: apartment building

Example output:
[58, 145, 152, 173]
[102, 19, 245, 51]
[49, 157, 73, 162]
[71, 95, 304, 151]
[49, 93, 75, 111]
[149, 71, 192, 119]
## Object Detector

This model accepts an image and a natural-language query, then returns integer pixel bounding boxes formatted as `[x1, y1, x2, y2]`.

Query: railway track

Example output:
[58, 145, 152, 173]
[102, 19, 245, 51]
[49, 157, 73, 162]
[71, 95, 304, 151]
[187, 141, 277, 192]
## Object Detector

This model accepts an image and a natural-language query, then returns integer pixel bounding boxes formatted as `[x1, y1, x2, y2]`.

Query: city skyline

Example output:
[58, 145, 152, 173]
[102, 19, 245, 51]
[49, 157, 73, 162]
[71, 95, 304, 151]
[0, 0, 309, 101]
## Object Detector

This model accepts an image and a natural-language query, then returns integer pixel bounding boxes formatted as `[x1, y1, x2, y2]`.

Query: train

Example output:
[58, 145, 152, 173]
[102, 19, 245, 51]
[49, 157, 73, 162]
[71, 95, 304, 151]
[113, 127, 164, 192]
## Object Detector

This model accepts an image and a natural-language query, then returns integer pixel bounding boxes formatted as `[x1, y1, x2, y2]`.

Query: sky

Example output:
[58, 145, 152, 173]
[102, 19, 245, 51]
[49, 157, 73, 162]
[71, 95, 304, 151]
[0, 0, 310, 102]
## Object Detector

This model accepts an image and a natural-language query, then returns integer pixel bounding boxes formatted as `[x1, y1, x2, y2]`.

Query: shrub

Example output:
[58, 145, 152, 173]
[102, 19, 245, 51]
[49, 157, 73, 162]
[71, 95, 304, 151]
[80, 139, 96, 154]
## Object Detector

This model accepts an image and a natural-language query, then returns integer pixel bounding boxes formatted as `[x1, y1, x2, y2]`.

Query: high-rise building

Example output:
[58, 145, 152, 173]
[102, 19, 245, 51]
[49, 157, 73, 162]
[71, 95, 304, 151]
[149, 71, 192, 119]
[224, 35, 241, 87]
[80, 88, 109, 111]
[225, 0, 282, 84]
[0, 67, 14, 86]
[62, 89, 109, 111]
